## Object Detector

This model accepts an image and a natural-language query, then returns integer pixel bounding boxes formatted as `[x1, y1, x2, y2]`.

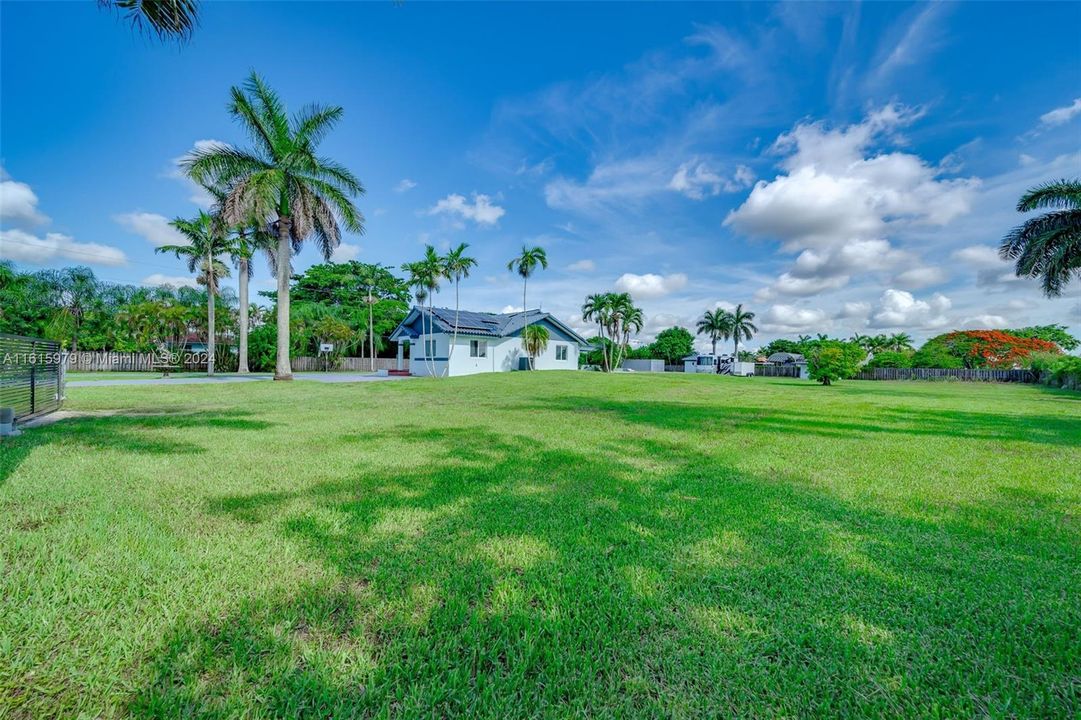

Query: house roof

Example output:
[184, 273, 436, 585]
[390, 307, 590, 345]
[767, 352, 805, 364]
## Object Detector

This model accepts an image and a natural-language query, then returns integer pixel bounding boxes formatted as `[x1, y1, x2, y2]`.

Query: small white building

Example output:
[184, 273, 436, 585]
[389, 307, 590, 377]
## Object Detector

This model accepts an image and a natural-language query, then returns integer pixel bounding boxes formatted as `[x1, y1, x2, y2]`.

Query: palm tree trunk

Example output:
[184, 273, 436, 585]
[368, 290, 375, 372]
[207, 269, 216, 377]
[734, 336, 739, 361]
[711, 337, 717, 355]
[522, 277, 527, 311]
[275, 216, 293, 380]
[238, 257, 250, 374]
[450, 279, 460, 363]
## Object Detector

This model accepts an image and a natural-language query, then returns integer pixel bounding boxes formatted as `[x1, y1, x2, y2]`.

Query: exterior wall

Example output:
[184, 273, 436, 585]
[409, 331, 580, 376]
[621, 359, 665, 372]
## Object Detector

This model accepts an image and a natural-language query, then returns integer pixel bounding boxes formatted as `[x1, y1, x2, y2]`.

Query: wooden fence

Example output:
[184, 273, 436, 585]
[853, 367, 1037, 383]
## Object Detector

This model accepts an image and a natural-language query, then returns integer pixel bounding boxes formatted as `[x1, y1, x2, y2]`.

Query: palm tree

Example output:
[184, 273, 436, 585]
[696, 308, 733, 356]
[886, 333, 914, 352]
[999, 179, 1081, 296]
[507, 246, 548, 311]
[582, 292, 615, 371]
[356, 263, 391, 372]
[228, 221, 274, 374]
[611, 295, 643, 371]
[403, 246, 445, 377]
[521, 324, 550, 370]
[183, 72, 365, 380]
[729, 304, 758, 359]
[156, 211, 232, 375]
[98, 0, 199, 41]
[443, 243, 477, 361]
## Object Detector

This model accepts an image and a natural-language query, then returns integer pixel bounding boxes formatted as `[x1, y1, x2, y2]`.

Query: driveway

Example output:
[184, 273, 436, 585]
[65, 373, 411, 388]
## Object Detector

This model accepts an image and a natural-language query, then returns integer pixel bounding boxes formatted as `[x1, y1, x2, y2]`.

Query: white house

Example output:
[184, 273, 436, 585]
[389, 307, 590, 377]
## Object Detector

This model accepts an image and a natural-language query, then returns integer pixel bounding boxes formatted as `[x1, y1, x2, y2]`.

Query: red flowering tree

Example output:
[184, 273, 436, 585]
[915, 330, 1061, 368]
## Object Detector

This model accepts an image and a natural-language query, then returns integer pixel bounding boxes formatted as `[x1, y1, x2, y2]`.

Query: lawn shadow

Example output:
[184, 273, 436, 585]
[131, 423, 1079, 717]
[515, 395, 1081, 446]
[0, 410, 277, 488]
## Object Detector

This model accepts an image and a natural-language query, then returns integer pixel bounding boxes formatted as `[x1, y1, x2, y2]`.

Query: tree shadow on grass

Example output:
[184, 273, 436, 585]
[514, 396, 1081, 446]
[129, 426, 1080, 718]
[0, 410, 277, 488]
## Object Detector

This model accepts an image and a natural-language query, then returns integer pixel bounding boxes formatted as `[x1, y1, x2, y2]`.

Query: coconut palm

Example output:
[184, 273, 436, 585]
[156, 211, 232, 375]
[729, 304, 758, 359]
[696, 308, 733, 356]
[183, 72, 365, 380]
[402, 246, 446, 377]
[610, 295, 643, 370]
[443, 243, 477, 360]
[507, 246, 548, 311]
[521, 324, 550, 370]
[999, 179, 1081, 297]
[582, 292, 616, 371]
[886, 333, 914, 352]
[99, 0, 199, 41]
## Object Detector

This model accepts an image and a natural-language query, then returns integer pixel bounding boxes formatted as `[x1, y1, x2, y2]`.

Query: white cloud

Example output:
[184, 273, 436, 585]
[395, 178, 417, 193]
[1, 228, 127, 267]
[142, 273, 198, 289]
[567, 259, 595, 272]
[330, 242, 360, 263]
[0, 170, 48, 226]
[668, 160, 755, 199]
[893, 266, 948, 288]
[167, 139, 230, 208]
[760, 304, 831, 333]
[726, 105, 978, 299]
[1039, 98, 1081, 127]
[501, 304, 524, 314]
[960, 314, 1009, 329]
[114, 212, 188, 247]
[836, 301, 872, 325]
[870, 289, 951, 329]
[428, 193, 505, 226]
[952, 244, 1004, 269]
[613, 272, 688, 299]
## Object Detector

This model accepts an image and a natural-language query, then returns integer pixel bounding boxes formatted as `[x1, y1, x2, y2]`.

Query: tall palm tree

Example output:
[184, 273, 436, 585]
[183, 72, 365, 380]
[98, 0, 199, 41]
[582, 292, 616, 371]
[156, 211, 232, 375]
[999, 179, 1081, 296]
[443, 243, 477, 361]
[403, 246, 445, 377]
[229, 221, 275, 373]
[611, 296, 643, 371]
[696, 308, 733, 356]
[507, 245, 548, 311]
[521, 324, 550, 370]
[356, 263, 390, 372]
[729, 304, 758, 360]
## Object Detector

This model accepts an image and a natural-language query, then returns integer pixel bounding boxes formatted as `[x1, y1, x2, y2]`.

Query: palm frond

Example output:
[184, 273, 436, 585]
[101, 0, 198, 42]
[1016, 179, 1081, 212]
[293, 104, 345, 149]
[243, 72, 291, 150]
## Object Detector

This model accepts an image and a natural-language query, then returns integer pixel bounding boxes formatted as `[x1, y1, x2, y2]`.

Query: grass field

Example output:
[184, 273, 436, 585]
[1, 373, 1078, 718]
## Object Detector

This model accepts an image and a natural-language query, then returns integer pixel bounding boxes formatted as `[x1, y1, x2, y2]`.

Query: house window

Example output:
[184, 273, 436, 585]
[555, 344, 568, 361]
[424, 339, 436, 357]
[470, 340, 487, 358]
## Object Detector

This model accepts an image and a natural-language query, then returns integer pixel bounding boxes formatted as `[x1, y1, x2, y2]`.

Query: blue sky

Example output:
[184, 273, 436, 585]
[2, 1, 1079, 349]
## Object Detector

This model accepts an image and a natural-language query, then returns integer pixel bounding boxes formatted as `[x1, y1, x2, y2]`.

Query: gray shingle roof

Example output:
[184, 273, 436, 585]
[393, 307, 587, 343]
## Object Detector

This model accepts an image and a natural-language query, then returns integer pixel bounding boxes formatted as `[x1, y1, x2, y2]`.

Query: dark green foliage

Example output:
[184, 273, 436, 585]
[649, 327, 694, 365]
[866, 350, 914, 369]
[999, 178, 1081, 296]
[1006, 324, 1079, 351]
[807, 341, 865, 385]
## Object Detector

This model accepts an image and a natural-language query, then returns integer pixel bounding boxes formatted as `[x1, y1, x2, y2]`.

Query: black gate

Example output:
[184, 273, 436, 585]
[0, 334, 64, 421]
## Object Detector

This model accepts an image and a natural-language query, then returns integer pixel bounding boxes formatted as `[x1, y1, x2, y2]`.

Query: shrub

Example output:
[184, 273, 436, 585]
[1033, 354, 1081, 391]
[808, 341, 864, 385]
[867, 350, 913, 369]
[649, 327, 694, 365]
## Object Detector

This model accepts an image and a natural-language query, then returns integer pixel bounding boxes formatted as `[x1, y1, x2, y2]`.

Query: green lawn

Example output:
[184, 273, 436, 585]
[2, 374, 1078, 718]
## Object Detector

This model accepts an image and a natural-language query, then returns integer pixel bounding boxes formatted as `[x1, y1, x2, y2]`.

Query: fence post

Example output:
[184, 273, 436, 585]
[29, 343, 36, 415]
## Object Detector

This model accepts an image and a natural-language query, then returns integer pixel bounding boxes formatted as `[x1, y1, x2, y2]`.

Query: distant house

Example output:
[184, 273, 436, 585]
[389, 307, 589, 377]
[766, 352, 805, 364]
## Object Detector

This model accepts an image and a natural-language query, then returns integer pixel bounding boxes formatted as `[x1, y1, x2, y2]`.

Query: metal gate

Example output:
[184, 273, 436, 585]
[0, 334, 64, 421]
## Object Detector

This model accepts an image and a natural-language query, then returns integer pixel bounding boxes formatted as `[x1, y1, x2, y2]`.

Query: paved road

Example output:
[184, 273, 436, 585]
[66, 373, 411, 388]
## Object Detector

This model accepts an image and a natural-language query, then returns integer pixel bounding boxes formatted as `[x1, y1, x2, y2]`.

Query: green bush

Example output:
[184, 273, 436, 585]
[808, 341, 864, 385]
[1034, 354, 1081, 390]
[867, 350, 913, 369]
